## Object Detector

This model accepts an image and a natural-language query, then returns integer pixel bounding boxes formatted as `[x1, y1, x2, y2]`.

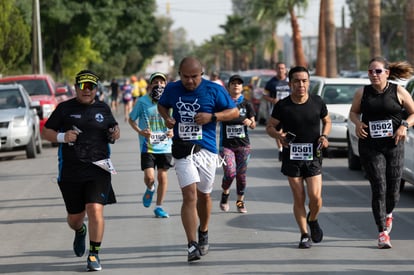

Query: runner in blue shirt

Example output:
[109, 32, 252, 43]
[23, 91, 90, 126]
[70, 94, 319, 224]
[158, 57, 239, 262]
[128, 72, 173, 218]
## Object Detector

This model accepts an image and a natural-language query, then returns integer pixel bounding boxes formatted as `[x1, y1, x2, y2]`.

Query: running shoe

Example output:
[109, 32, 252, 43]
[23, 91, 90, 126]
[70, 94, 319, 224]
[73, 223, 87, 257]
[154, 207, 169, 218]
[187, 241, 201, 262]
[298, 233, 312, 249]
[378, 231, 392, 249]
[86, 253, 102, 271]
[307, 212, 323, 243]
[142, 188, 155, 208]
[198, 227, 209, 256]
[386, 215, 393, 233]
[236, 200, 247, 213]
[220, 193, 230, 212]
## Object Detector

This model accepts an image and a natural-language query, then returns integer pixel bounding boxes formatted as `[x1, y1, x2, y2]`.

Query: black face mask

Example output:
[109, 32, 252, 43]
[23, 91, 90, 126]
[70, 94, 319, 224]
[150, 85, 164, 101]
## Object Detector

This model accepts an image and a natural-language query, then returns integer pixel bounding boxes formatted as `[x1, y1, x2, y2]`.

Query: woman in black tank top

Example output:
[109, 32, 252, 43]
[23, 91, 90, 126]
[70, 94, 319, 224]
[349, 56, 414, 249]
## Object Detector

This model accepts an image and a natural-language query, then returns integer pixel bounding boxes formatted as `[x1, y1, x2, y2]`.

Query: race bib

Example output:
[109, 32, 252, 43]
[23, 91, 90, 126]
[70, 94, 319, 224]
[226, 125, 245, 139]
[178, 122, 202, 140]
[149, 132, 168, 145]
[93, 158, 117, 174]
[290, 143, 313, 161]
[369, 119, 393, 138]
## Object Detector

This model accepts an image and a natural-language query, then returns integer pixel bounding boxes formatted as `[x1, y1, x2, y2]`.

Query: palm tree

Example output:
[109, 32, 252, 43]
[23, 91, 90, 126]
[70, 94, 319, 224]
[405, 0, 414, 66]
[325, 0, 337, 77]
[315, 0, 326, 76]
[287, 1, 308, 66]
[368, 0, 381, 57]
[249, 0, 308, 67]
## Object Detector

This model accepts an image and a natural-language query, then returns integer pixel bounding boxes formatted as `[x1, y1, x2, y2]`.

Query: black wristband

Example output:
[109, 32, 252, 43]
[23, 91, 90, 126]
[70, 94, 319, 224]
[320, 134, 328, 140]
[211, 113, 217, 122]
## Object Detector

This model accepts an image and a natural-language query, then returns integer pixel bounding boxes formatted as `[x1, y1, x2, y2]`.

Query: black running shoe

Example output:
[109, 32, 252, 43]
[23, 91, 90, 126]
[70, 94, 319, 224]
[307, 212, 323, 243]
[187, 241, 201, 262]
[198, 227, 209, 256]
[298, 233, 312, 249]
[73, 223, 87, 257]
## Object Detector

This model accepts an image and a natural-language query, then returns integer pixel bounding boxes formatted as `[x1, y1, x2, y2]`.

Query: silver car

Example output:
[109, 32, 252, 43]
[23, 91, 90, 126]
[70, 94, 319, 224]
[310, 77, 370, 150]
[0, 84, 42, 158]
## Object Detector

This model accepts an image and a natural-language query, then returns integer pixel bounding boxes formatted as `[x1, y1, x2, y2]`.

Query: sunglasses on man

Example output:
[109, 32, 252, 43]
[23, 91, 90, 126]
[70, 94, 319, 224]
[77, 82, 97, 90]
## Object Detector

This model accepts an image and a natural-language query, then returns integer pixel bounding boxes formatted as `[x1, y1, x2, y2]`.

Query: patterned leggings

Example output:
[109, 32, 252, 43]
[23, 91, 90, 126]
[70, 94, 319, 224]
[359, 140, 403, 232]
[220, 146, 251, 196]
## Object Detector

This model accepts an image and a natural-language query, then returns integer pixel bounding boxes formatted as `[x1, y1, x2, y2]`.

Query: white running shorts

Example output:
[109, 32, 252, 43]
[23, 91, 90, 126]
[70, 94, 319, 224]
[174, 149, 218, 193]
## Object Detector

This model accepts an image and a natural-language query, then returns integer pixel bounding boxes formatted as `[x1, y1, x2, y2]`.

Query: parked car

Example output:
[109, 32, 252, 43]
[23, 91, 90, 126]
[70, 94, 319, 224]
[0, 84, 42, 158]
[0, 74, 61, 133]
[310, 77, 371, 150]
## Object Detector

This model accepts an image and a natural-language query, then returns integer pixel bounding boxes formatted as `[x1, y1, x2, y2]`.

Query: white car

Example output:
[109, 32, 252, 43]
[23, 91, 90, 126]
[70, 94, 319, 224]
[310, 77, 370, 150]
[0, 84, 42, 158]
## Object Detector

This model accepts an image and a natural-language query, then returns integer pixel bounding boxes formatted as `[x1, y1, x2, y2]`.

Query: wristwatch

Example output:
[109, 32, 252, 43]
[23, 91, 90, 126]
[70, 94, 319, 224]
[401, 120, 409, 128]
[211, 113, 217, 123]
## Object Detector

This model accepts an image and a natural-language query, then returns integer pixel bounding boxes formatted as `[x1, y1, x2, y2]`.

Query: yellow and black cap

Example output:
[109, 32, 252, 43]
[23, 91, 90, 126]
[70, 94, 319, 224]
[75, 70, 99, 85]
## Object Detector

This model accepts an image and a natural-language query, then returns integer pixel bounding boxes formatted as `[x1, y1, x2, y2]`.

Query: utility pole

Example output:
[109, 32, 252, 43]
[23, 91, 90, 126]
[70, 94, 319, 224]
[32, 0, 44, 74]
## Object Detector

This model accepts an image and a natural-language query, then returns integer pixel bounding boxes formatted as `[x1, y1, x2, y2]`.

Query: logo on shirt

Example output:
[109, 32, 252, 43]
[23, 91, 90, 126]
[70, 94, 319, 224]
[95, 113, 104, 123]
[176, 97, 200, 122]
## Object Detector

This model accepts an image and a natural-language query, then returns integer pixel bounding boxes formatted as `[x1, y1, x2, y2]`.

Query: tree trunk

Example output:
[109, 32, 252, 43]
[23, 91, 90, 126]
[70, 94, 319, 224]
[368, 0, 381, 58]
[289, 8, 307, 66]
[325, 0, 337, 77]
[315, 0, 327, 76]
[405, 0, 414, 66]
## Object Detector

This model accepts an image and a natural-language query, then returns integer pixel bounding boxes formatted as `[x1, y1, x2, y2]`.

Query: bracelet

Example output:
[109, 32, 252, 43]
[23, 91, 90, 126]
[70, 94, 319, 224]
[320, 134, 328, 140]
[56, 132, 66, 143]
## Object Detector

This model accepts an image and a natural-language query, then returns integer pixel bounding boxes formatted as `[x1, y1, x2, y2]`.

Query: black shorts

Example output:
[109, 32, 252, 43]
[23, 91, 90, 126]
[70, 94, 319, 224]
[281, 158, 322, 178]
[141, 153, 173, 171]
[58, 172, 116, 214]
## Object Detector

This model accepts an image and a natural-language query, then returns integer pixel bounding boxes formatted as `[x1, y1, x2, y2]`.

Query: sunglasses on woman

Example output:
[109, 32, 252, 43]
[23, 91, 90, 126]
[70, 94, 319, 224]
[368, 69, 386, 75]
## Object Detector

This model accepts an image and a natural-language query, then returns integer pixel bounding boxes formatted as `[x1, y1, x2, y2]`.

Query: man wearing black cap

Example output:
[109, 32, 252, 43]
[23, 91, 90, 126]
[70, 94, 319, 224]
[42, 69, 120, 271]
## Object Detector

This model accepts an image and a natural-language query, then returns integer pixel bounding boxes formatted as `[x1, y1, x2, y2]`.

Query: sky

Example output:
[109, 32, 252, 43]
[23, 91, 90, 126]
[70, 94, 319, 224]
[156, 0, 349, 45]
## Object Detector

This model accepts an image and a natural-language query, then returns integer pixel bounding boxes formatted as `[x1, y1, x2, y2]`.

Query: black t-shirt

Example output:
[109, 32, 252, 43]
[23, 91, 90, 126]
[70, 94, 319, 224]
[272, 94, 328, 144]
[220, 98, 256, 148]
[45, 98, 118, 180]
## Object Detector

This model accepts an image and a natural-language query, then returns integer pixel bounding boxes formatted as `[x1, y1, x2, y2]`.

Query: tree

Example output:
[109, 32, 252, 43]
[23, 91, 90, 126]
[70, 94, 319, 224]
[315, 0, 326, 76]
[0, 0, 31, 74]
[288, 1, 307, 66]
[248, 0, 308, 67]
[405, 0, 414, 66]
[36, 0, 161, 80]
[368, 0, 381, 57]
[325, 0, 337, 76]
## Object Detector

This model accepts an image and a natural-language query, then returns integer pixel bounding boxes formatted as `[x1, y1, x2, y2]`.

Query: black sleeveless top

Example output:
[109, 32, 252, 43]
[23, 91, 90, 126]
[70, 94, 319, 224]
[360, 82, 403, 141]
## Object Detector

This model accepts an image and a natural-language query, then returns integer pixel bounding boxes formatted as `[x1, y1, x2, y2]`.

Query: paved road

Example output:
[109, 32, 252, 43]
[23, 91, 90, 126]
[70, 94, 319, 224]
[1, 113, 414, 274]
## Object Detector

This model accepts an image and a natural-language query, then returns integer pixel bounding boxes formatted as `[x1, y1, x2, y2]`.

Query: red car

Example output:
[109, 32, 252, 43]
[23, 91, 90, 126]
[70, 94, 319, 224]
[0, 74, 63, 133]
